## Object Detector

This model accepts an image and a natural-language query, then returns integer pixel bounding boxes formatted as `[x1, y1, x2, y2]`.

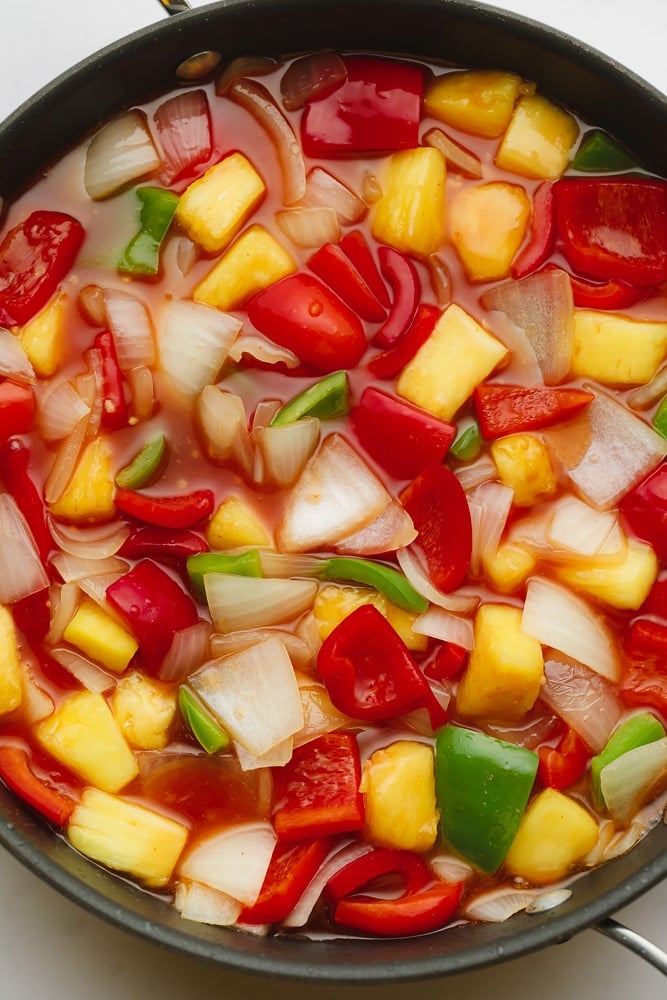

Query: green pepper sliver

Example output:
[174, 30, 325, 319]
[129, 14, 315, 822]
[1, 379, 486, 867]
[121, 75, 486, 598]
[571, 130, 637, 173]
[119, 187, 180, 276]
[450, 421, 482, 462]
[186, 549, 263, 600]
[320, 556, 428, 613]
[270, 370, 349, 426]
[653, 396, 667, 439]
[115, 434, 167, 490]
[435, 724, 538, 874]
[179, 686, 230, 754]
[591, 712, 666, 808]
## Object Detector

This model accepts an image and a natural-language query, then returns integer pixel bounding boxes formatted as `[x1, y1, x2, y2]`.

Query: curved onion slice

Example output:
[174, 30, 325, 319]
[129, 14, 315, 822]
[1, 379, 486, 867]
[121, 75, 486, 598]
[210, 628, 313, 670]
[540, 655, 622, 752]
[157, 299, 241, 400]
[204, 575, 318, 634]
[215, 55, 279, 96]
[412, 608, 474, 649]
[38, 380, 91, 441]
[454, 455, 498, 492]
[228, 334, 301, 370]
[0, 494, 49, 603]
[467, 481, 514, 576]
[463, 887, 537, 922]
[50, 647, 115, 694]
[429, 853, 474, 883]
[396, 546, 479, 614]
[276, 206, 340, 248]
[196, 385, 253, 476]
[174, 880, 242, 927]
[293, 678, 350, 747]
[43, 413, 89, 505]
[302, 167, 367, 225]
[423, 127, 483, 179]
[253, 417, 320, 488]
[599, 737, 667, 825]
[50, 553, 129, 584]
[153, 89, 212, 185]
[227, 78, 306, 205]
[234, 737, 294, 772]
[628, 363, 667, 410]
[179, 821, 276, 906]
[0, 327, 35, 384]
[158, 620, 212, 683]
[525, 888, 573, 914]
[282, 840, 374, 928]
[84, 109, 161, 200]
[509, 496, 626, 567]
[49, 518, 131, 559]
[104, 288, 156, 371]
[45, 582, 79, 645]
[280, 51, 347, 110]
[126, 364, 155, 422]
[335, 499, 417, 556]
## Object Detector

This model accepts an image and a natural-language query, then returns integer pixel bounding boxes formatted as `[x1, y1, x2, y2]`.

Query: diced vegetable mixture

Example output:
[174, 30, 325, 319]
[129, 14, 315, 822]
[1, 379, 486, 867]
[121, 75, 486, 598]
[0, 50, 666, 939]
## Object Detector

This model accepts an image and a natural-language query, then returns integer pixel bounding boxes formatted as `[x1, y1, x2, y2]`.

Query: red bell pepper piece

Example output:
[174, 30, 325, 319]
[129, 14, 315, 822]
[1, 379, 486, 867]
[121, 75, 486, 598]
[0, 380, 35, 442]
[424, 641, 468, 682]
[0, 438, 53, 563]
[272, 732, 365, 841]
[324, 847, 431, 904]
[400, 462, 472, 592]
[640, 574, 667, 619]
[620, 665, 667, 718]
[552, 178, 667, 286]
[247, 273, 367, 373]
[118, 525, 208, 562]
[373, 247, 420, 348]
[0, 210, 84, 326]
[106, 559, 201, 673]
[0, 743, 77, 826]
[333, 880, 463, 937]
[368, 304, 440, 379]
[537, 728, 590, 790]
[308, 243, 387, 323]
[473, 383, 595, 440]
[626, 618, 667, 659]
[301, 56, 424, 157]
[339, 231, 391, 308]
[352, 386, 456, 480]
[114, 488, 214, 530]
[567, 271, 646, 310]
[317, 604, 447, 728]
[511, 181, 554, 280]
[93, 330, 129, 431]
[11, 588, 51, 639]
[619, 462, 667, 560]
[239, 838, 332, 924]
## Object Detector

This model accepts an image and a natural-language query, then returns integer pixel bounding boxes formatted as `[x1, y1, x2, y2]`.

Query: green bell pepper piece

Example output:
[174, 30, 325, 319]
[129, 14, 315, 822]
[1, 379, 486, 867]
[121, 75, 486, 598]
[591, 712, 665, 807]
[186, 549, 263, 600]
[450, 420, 482, 462]
[320, 556, 428, 613]
[435, 724, 538, 873]
[115, 434, 166, 490]
[270, 370, 349, 426]
[572, 130, 637, 172]
[119, 187, 180, 276]
[179, 686, 230, 754]
[653, 396, 667, 439]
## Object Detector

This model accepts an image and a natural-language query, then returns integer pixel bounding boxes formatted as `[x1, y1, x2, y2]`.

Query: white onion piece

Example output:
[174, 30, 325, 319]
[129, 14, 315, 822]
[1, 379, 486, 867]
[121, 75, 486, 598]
[154, 89, 212, 185]
[509, 497, 626, 567]
[77, 573, 126, 619]
[396, 547, 479, 614]
[228, 334, 301, 370]
[196, 385, 253, 476]
[234, 737, 294, 772]
[293, 679, 350, 747]
[50, 553, 129, 584]
[179, 821, 276, 906]
[628, 363, 667, 410]
[49, 519, 131, 559]
[38, 380, 91, 441]
[126, 364, 155, 422]
[521, 576, 620, 683]
[77, 360, 103, 439]
[423, 127, 483, 179]
[600, 737, 667, 825]
[84, 109, 161, 200]
[0, 493, 49, 603]
[158, 620, 212, 683]
[210, 628, 313, 671]
[157, 299, 241, 400]
[302, 167, 367, 225]
[174, 880, 242, 927]
[50, 647, 115, 693]
[204, 574, 318, 634]
[598, 817, 657, 862]
[45, 582, 80, 644]
[481, 315, 543, 387]
[463, 887, 537, 922]
[253, 417, 320, 488]
[215, 55, 279, 96]
[104, 289, 156, 372]
[20, 672, 54, 724]
[335, 499, 417, 556]
[189, 636, 304, 756]
[467, 481, 514, 576]
[429, 854, 474, 883]
[525, 888, 573, 914]
[280, 51, 347, 111]
[252, 400, 282, 431]
[454, 455, 498, 492]
[0, 327, 35, 384]
[282, 841, 375, 928]
[540, 655, 622, 752]
[412, 608, 474, 649]
[256, 551, 324, 578]
[43, 413, 89, 505]
[276, 207, 340, 248]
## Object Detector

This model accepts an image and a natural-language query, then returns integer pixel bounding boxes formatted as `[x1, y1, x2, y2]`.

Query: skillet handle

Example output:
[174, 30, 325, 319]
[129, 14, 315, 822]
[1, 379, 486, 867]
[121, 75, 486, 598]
[594, 917, 667, 976]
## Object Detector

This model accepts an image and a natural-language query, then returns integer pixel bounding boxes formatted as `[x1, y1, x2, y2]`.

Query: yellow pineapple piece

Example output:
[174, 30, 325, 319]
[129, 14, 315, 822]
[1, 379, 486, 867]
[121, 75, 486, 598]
[483, 541, 536, 593]
[194, 224, 296, 311]
[371, 147, 446, 257]
[68, 787, 188, 888]
[313, 584, 427, 652]
[491, 433, 557, 507]
[495, 93, 579, 180]
[449, 181, 531, 282]
[571, 310, 667, 386]
[456, 603, 544, 722]
[0, 605, 22, 716]
[36, 690, 138, 793]
[505, 788, 599, 882]
[555, 538, 658, 610]
[397, 304, 508, 421]
[111, 672, 177, 750]
[175, 152, 266, 254]
[20, 292, 66, 377]
[424, 69, 527, 138]
[49, 437, 115, 523]
[63, 598, 138, 674]
[206, 496, 272, 549]
[360, 741, 438, 852]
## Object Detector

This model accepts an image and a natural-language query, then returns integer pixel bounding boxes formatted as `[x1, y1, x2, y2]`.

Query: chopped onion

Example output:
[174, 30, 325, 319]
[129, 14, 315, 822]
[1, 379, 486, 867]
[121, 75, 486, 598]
[234, 737, 294, 772]
[43, 413, 89, 505]
[20, 671, 54, 724]
[174, 879, 242, 927]
[600, 736, 667, 825]
[335, 499, 417, 556]
[293, 679, 350, 747]
[628, 363, 667, 410]
[427, 254, 453, 307]
[210, 627, 314, 670]
[481, 315, 543, 387]
[412, 608, 474, 649]
[463, 887, 537, 922]
[256, 551, 324, 578]
[227, 78, 306, 205]
[467, 480, 514, 576]
[45, 582, 80, 644]
[454, 455, 498, 492]
[0, 493, 49, 603]
[429, 853, 474, 883]
[196, 386, 253, 477]
[204, 574, 318, 634]
[50, 553, 129, 584]
[509, 495, 625, 567]
[302, 167, 367, 225]
[215, 55, 279, 96]
[189, 635, 305, 756]
[178, 821, 276, 906]
[77, 359, 103, 439]
[49, 519, 131, 559]
[253, 417, 320, 488]
[251, 400, 282, 431]
[126, 364, 155, 422]
[282, 840, 374, 928]
[77, 573, 126, 618]
[525, 888, 573, 913]
[423, 127, 483, 178]
[396, 546, 479, 614]
[156, 299, 241, 400]
[38, 380, 91, 441]
[50, 647, 115, 694]
[540, 655, 622, 752]
[159, 620, 212, 683]
[84, 109, 161, 200]
[0, 327, 35, 384]
[276, 206, 341, 248]
[77, 284, 107, 327]
[280, 51, 347, 110]
[228, 334, 301, 370]
[153, 89, 212, 185]
[104, 288, 156, 372]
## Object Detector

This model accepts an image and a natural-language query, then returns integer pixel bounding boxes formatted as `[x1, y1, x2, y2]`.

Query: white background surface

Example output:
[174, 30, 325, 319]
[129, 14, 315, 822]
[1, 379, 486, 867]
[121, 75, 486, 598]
[0, 1, 665, 997]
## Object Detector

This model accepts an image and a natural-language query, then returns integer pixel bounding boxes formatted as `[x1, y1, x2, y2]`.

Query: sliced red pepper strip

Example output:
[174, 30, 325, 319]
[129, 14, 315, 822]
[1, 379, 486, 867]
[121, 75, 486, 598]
[352, 386, 456, 480]
[272, 732, 365, 841]
[640, 574, 667, 619]
[373, 247, 420, 348]
[0, 743, 77, 826]
[239, 838, 333, 924]
[511, 181, 554, 280]
[626, 618, 667, 659]
[339, 230, 391, 308]
[619, 462, 667, 560]
[114, 488, 214, 530]
[424, 642, 468, 682]
[118, 525, 208, 562]
[324, 847, 431, 904]
[308, 243, 387, 323]
[0, 438, 53, 563]
[0, 210, 84, 326]
[621, 666, 667, 718]
[368, 304, 440, 379]
[317, 604, 447, 728]
[400, 462, 472, 592]
[567, 271, 646, 310]
[473, 383, 595, 440]
[537, 728, 590, 790]
[333, 880, 463, 937]
[93, 330, 129, 431]
[0, 380, 35, 442]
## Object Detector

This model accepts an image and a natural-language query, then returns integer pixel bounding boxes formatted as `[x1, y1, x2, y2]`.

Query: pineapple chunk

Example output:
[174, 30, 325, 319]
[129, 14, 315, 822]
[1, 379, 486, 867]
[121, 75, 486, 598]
[111, 672, 177, 750]
[360, 740, 439, 852]
[175, 152, 266, 254]
[193, 224, 296, 311]
[483, 541, 536, 593]
[456, 603, 544, 722]
[571, 310, 667, 386]
[495, 93, 579, 180]
[206, 496, 272, 549]
[491, 433, 557, 507]
[68, 787, 188, 888]
[424, 70, 527, 138]
[48, 437, 115, 523]
[397, 304, 508, 422]
[20, 292, 66, 377]
[554, 538, 658, 611]
[449, 181, 531, 282]
[371, 147, 446, 257]
[63, 598, 138, 674]
[313, 584, 427, 652]
[36, 691, 138, 793]
[0, 605, 22, 716]
[505, 788, 599, 882]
